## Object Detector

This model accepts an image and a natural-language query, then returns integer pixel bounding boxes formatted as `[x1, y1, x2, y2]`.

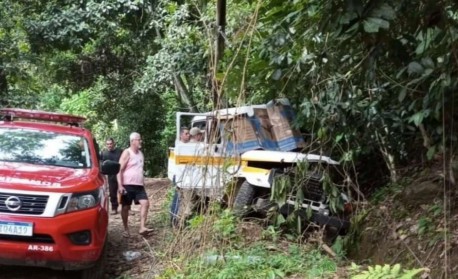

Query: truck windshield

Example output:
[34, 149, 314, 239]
[0, 128, 91, 168]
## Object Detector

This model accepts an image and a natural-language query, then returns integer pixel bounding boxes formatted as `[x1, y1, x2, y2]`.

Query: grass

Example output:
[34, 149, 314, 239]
[154, 205, 338, 279]
[158, 242, 337, 279]
[144, 179, 434, 279]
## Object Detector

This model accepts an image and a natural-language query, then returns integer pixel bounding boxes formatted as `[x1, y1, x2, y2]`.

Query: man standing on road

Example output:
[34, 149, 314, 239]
[100, 138, 122, 215]
[117, 132, 153, 237]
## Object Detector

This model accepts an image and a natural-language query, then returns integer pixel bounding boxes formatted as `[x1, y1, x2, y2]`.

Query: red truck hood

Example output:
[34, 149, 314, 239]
[0, 162, 100, 192]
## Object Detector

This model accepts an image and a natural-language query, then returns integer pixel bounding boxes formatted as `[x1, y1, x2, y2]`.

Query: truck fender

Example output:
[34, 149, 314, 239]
[237, 167, 272, 188]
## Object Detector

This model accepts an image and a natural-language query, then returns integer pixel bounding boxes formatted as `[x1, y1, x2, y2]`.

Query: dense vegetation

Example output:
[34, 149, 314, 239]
[1, 0, 456, 277]
[2, 0, 456, 179]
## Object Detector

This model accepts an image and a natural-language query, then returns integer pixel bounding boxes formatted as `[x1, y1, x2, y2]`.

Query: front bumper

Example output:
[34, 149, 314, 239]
[280, 204, 351, 233]
[0, 206, 108, 270]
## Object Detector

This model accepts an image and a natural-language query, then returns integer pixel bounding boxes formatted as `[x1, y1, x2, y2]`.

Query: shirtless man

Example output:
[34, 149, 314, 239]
[117, 132, 153, 236]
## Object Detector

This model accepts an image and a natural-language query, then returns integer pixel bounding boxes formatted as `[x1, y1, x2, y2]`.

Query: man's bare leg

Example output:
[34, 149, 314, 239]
[121, 205, 130, 236]
[138, 199, 153, 234]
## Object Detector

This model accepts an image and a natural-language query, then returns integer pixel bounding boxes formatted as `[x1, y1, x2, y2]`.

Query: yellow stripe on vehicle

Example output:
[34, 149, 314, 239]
[241, 166, 270, 175]
[170, 154, 246, 166]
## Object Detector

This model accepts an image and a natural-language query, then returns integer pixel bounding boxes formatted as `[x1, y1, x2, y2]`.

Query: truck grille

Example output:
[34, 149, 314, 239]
[0, 193, 48, 215]
[0, 234, 54, 244]
[301, 174, 324, 201]
[287, 171, 324, 202]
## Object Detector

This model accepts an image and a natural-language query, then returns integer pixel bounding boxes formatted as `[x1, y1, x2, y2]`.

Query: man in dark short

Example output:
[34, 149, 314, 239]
[100, 137, 122, 214]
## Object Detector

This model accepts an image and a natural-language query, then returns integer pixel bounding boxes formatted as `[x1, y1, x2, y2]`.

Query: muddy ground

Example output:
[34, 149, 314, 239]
[2, 178, 170, 279]
[3, 174, 455, 278]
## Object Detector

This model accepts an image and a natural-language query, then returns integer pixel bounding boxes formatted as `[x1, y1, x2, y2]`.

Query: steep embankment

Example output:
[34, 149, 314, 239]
[350, 167, 458, 278]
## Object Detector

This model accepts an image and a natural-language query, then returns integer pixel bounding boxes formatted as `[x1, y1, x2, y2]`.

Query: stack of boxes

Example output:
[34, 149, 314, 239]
[225, 99, 305, 155]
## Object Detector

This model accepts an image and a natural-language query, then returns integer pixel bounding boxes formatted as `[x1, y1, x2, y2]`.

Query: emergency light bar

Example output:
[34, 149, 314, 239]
[0, 108, 86, 127]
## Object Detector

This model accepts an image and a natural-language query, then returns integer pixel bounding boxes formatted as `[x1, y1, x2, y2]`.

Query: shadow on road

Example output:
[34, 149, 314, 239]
[0, 266, 81, 279]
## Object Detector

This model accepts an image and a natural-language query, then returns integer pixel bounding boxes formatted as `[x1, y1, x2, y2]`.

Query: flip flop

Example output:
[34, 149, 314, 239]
[139, 228, 153, 236]
[122, 231, 130, 238]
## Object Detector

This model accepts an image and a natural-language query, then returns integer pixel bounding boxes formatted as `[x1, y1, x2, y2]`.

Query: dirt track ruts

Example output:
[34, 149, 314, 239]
[1, 178, 170, 279]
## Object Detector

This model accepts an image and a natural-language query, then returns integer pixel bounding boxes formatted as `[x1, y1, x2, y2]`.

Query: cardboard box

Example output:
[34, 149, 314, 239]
[225, 115, 262, 154]
[223, 99, 305, 154]
[251, 108, 277, 149]
[266, 99, 306, 151]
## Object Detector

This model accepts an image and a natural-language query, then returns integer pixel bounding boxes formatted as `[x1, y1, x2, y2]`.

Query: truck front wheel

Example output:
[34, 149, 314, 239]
[80, 241, 106, 279]
[233, 181, 255, 217]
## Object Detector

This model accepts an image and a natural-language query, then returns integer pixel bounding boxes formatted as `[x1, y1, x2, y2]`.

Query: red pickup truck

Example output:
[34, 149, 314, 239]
[0, 108, 118, 279]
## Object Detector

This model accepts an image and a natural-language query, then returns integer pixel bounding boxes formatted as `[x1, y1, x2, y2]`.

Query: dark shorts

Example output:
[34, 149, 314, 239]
[121, 185, 148, 206]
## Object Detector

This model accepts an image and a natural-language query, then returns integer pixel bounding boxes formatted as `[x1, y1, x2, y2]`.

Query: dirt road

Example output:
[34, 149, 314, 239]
[1, 178, 170, 279]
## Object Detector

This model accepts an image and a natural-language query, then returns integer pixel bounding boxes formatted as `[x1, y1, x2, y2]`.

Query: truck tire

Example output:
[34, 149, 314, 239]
[80, 241, 107, 279]
[233, 181, 255, 217]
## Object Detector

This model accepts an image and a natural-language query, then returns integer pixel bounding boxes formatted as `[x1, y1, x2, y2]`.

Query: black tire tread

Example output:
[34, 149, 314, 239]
[233, 181, 255, 216]
[80, 242, 106, 279]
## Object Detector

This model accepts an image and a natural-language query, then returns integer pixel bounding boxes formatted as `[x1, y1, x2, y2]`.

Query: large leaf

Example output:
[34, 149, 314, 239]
[271, 69, 282, 80]
[370, 4, 396, 20]
[363, 17, 389, 33]
[407, 61, 424, 75]
[408, 110, 430, 126]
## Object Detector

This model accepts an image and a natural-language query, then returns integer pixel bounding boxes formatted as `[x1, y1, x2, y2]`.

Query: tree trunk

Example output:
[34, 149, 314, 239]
[211, 0, 226, 109]
[154, 27, 195, 112]
[173, 75, 195, 112]
[0, 66, 8, 106]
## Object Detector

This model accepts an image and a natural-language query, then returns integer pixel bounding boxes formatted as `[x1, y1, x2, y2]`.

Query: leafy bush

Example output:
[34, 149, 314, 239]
[213, 209, 238, 241]
[159, 244, 336, 279]
[350, 263, 429, 279]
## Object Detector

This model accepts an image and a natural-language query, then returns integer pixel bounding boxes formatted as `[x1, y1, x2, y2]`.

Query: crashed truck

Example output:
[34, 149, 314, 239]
[168, 99, 351, 233]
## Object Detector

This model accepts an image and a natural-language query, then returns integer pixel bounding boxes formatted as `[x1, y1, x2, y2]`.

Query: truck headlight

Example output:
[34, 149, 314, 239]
[66, 190, 100, 212]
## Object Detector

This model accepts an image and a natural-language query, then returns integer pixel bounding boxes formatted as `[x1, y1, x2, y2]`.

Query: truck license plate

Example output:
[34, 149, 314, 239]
[0, 221, 33, 236]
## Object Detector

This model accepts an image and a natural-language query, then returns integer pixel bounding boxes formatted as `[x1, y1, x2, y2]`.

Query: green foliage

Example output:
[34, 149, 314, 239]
[2, 0, 457, 187]
[159, 244, 336, 279]
[339, 208, 371, 255]
[261, 225, 281, 242]
[187, 214, 206, 229]
[271, 173, 292, 209]
[430, 204, 443, 217]
[371, 182, 404, 204]
[213, 209, 238, 241]
[60, 78, 105, 128]
[415, 200, 444, 238]
[254, 0, 458, 187]
[268, 166, 349, 246]
[350, 263, 428, 279]
[417, 216, 434, 236]
[331, 235, 346, 259]
[270, 160, 346, 232]
[183, 206, 238, 243]
[2, 1, 456, 275]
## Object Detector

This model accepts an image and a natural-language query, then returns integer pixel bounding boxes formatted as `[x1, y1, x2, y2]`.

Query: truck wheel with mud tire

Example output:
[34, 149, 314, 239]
[233, 181, 256, 217]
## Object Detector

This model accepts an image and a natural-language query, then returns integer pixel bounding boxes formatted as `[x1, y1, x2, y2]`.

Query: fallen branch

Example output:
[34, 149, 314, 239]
[321, 243, 336, 258]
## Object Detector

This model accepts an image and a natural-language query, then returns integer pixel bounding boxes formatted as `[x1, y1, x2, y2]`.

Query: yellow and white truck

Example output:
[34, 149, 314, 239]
[168, 99, 351, 233]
